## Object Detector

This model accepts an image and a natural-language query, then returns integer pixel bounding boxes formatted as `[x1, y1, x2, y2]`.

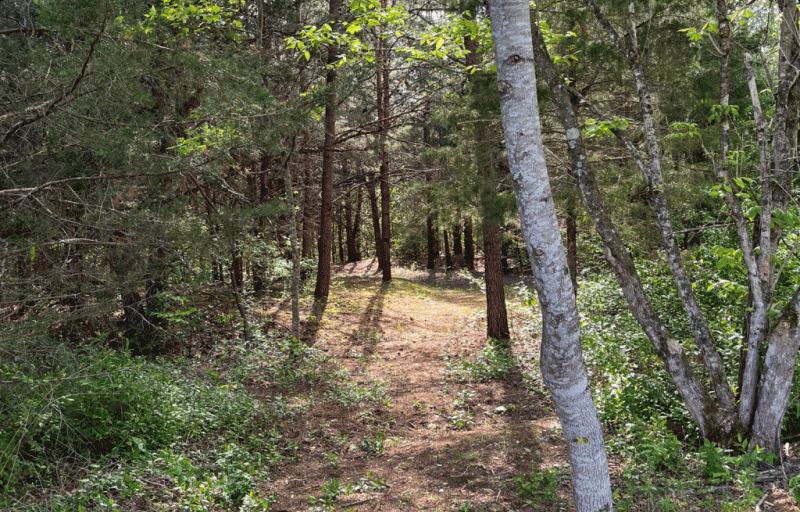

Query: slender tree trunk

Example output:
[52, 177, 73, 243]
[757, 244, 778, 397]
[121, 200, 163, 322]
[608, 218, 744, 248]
[464, 216, 474, 271]
[353, 184, 363, 260]
[376, 4, 392, 281]
[337, 202, 345, 264]
[282, 146, 300, 339]
[453, 222, 462, 255]
[379, 119, 391, 281]
[367, 172, 385, 270]
[747, 0, 800, 450]
[587, 0, 739, 435]
[532, 18, 721, 440]
[426, 214, 436, 269]
[444, 229, 453, 268]
[313, 0, 341, 300]
[488, 2, 613, 508]
[302, 139, 314, 258]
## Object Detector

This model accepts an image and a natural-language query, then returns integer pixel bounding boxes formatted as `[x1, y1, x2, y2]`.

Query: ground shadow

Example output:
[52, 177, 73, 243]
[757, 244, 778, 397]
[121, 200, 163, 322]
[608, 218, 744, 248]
[300, 296, 328, 344]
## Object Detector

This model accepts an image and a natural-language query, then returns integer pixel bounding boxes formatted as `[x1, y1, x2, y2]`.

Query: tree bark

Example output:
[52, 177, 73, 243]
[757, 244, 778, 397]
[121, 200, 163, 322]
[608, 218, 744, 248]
[488, 2, 612, 509]
[282, 145, 301, 339]
[750, 289, 800, 453]
[746, 0, 800, 449]
[313, 0, 341, 300]
[301, 135, 314, 258]
[464, 216, 474, 271]
[367, 172, 385, 270]
[484, 221, 510, 343]
[353, 184, 363, 260]
[453, 222, 462, 255]
[444, 228, 453, 268]
[376, 0, 392, 282]
[426, 214, 437, 269]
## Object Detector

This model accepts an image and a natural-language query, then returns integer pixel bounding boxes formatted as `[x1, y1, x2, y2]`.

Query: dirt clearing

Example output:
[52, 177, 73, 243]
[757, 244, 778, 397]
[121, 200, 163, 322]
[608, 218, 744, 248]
[259, 260, 567, 511]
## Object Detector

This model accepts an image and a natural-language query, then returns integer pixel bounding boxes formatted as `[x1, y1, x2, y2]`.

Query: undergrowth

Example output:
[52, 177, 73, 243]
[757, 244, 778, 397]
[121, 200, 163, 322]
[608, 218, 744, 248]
[0, 323, 388, 511]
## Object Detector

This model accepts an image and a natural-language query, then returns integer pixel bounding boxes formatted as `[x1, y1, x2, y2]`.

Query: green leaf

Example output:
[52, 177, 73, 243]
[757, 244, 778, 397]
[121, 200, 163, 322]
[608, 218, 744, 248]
[29, 245, 35, 261]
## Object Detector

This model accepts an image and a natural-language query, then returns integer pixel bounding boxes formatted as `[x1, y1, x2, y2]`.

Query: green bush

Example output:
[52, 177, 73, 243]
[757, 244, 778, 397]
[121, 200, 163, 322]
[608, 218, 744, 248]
[0, 337, 260, 497]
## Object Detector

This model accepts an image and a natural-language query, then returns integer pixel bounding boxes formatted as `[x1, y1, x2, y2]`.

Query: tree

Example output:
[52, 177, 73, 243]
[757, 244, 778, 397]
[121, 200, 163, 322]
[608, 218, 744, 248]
[313, 0, 342, 300]
[521, 0, 800, 453]
[546, 0, 800, 453]
[487, 0, 613, 509]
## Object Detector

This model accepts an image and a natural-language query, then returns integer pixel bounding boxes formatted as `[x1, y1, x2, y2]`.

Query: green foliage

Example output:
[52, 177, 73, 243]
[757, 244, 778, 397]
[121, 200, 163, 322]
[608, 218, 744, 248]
[514, 467, 565, 505]
[444, 340, 516, 383]
[308, 472, 387, 511]
[358, 431, 386, 455]
[0, 336, 274, 502]
[448, 390, 475, 430]
[581, 117, 630, 138]
[139, 0, 244, 41]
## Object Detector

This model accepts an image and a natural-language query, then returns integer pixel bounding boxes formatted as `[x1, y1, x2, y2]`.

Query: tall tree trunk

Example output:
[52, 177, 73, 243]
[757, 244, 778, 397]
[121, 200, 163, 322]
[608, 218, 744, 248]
[313, 0, 341, 300]
[453, 222, 462, 255]
[444, 228, 453, 268]
[337, 202, 345, 264]
[376, 3, 392, 281]
[355, 184, 363, 259]
[747, 0, 800, 450]
[465, 21, 510, 345]
[282, 145, 301, 339]
[378, 91, 392, 282]
[302, 137, 314, 258]
[367, 172, 385, 270]
[484, 221, 510, 342]
[464, 216, 474, 271]
[426, 214, 437, 269]
[488, 2, 612, 509]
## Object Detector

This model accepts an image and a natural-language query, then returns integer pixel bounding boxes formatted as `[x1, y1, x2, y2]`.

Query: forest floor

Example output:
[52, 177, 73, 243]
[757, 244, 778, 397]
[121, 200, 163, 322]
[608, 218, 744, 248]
[238, 258, 800, 512]
[255, 258, 570, 511]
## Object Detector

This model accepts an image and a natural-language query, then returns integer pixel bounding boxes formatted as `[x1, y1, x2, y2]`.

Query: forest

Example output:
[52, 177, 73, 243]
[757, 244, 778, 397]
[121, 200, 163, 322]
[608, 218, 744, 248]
[4, 0, 800, 510]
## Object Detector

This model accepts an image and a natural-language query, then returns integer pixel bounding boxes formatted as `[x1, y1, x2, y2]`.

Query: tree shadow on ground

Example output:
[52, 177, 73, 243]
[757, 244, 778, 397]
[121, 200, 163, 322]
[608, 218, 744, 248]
[300, 297, 328, 344]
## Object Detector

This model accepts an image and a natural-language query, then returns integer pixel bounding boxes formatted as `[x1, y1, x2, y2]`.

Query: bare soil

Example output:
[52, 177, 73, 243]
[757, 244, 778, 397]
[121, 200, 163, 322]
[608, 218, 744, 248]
[258, 259, 567, 511]
[252, 258, 800, 512]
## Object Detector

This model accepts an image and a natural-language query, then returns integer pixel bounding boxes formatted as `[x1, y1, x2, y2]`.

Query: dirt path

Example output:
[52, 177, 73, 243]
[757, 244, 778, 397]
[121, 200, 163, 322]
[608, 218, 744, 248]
[260, 261, 569, 511]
